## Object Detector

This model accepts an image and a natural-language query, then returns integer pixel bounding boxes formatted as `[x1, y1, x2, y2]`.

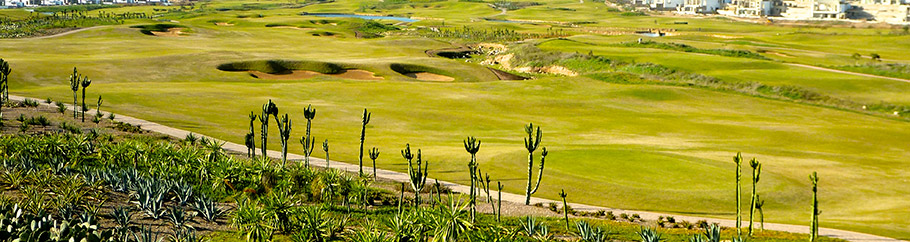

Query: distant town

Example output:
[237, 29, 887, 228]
[1, 0, 169, 9]
[632, 0, 909, 24]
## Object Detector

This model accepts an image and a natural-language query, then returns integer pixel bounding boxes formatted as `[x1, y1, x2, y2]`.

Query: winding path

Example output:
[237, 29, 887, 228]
[18, 26, 106, 40]
[7, 94, 903, 242]
[785, 63, 910, 84]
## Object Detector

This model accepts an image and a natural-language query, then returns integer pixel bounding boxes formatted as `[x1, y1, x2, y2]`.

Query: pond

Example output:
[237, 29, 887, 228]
[304, 13, 418, 23]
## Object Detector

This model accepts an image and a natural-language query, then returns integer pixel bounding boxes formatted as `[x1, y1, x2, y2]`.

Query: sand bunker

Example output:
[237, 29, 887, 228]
[270, 26, 314, 30]
[249, 69, 382, 80]
[404, 72, 455, 82]
[151, 28, 184, 37]
[215, 22, 234, 26]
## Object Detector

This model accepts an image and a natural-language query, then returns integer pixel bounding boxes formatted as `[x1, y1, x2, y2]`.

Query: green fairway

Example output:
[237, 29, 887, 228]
[3, 0, 910, 239]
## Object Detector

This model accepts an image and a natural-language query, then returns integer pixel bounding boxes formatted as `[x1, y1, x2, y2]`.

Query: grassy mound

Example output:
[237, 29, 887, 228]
[130, 24, 186, 36]
[217, 60, 347, 74]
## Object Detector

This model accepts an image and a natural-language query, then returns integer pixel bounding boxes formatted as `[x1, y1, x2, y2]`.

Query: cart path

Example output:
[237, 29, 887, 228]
[786, 63, 910, 84]
[15, 26, 107, 40]
[8, 94, 902, 242]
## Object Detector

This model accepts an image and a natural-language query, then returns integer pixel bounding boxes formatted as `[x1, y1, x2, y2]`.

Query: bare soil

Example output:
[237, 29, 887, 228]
[151, 28, 185, 37]
[404, 72, 455, 82]
[249, 69, 383, 81]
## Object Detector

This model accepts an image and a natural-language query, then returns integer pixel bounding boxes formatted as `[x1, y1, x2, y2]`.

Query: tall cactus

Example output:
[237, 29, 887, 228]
[69, 68, 80, 119]
[0, 59, 10, 119]
[80, 75, 91, 122]
[323, 139, 330, 167]
[359, 109, 371, 177]
[734, 152, 743, 238]
[559, 189, 569, 231]
[258, 104, 269, 157]
[402, 144, 428, 205]
[464, 136, 481, 222]
[247, 112, 257, 158]
[299, 135, 315, 168]
[303, 104, 316, 167]
[809, 172, 821, 242]
[369, 147, 380, 179]
[522, 124, 548, 205]
[749, 158, 762, 236]
[497, 181, 504, 223]
[276, 113, 292, 167]
[755, 195, 765, 232]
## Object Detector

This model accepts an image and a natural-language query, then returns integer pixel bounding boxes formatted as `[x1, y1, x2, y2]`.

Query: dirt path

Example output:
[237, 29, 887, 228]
[18, 26, 106, 40]
[786, 63, 910, 84]
[7, 94, 902, 242]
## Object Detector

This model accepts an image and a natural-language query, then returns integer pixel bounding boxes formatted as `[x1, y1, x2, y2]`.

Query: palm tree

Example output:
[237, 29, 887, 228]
[359, 108, 371, 177]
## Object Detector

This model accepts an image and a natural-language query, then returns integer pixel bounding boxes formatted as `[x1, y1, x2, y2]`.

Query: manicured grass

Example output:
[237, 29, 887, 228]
[3, 0, 910, 239]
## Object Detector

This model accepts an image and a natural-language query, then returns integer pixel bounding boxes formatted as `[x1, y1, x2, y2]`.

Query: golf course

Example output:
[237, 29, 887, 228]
[2, 0, 909, 240]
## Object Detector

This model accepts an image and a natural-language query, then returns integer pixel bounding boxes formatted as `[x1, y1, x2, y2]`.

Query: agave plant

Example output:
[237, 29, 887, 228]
[294, 206, 331, 241]
[576, 221, 607, 242]
[166, 206, 196, 232]
[704, 223, 721, 242]
[193, 194, 225, 223]
[133, 225, 164, 242]
[638, 227, 662, 242]
[173, 182, 195, 206]
[111, 206, 134, 239]
[522, 216, 540, 237]
[431, 195, 472, 242]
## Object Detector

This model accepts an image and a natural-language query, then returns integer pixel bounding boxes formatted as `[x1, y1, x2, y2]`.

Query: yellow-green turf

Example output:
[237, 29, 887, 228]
[2, 0, 909, 239]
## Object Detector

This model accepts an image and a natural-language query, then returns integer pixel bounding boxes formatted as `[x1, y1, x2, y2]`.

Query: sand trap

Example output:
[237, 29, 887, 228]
[151, 28, 184, 37]
[215, 22, 234, 26]
[270, 26, 314, 30]
[404, 72, 455, 82]
[249, 69, 382, 80]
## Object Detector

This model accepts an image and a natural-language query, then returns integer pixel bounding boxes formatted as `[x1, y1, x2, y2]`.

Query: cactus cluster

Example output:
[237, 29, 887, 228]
[401, 144, 428, 205]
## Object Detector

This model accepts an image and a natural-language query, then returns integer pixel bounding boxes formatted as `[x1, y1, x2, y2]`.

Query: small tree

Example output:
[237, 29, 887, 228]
[809, 172, 820, 242]
[369, 147, 380, 179]
[402, 144, 428, 205]
[523, 123, 548, 205]
[80, 75, 91, 122]
[276, 113, 292, 167]
[734, 152, 743, 238]
[871, 53, 881, 61]
[322, 139, 330, 167]
[69, 68, 80, 119]
[464, 136, 481, 222]
[749, 158, 762, 236]
[248, 112, 257, 158]
[359, 108, 371, 177]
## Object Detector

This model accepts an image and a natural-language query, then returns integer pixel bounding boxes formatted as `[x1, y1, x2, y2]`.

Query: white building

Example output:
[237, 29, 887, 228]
[678, 0, 723, 13]
[779, 0, 850, 18]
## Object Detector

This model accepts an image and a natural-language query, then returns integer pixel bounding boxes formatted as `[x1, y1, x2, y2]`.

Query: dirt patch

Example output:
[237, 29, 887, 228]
[487, 67, 529, 80]
[151, 28, 185, 37]
[249, 69, 382, 80]
[404, 72, 455, 82]
[215, 22, 234, 26]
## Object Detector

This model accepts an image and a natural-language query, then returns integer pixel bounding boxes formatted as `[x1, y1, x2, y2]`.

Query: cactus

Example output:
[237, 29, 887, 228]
[303, 104, 316, 167]
[0, 59, 9, 118]
[80, 75, 91, 122]
[497, 181, 503, 223]
[809, 172, 821, 242]
[248, 112, 257, 158]
[258, 103, 269, 158]
[276, 113, 292, 167]
[94, 96, 103, 122]
[359, 108, 371, 177]
[755, 195, 765, 232]
[523, 123, 548, 205]
[749, 158, 761, 236]
[323, 139, 330, 167]
[299, 135, 315, 168]
[402, 144, 428, 205]
[369, 147, 380, 179]
[69, 67, 80, 119]
[464, 136, 481, 222]
[734, 152, 743, 238]
[559, 189, 569, 231]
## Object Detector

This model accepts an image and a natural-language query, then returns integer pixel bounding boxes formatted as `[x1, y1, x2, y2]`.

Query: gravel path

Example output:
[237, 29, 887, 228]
[8, 94, 902, 242]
